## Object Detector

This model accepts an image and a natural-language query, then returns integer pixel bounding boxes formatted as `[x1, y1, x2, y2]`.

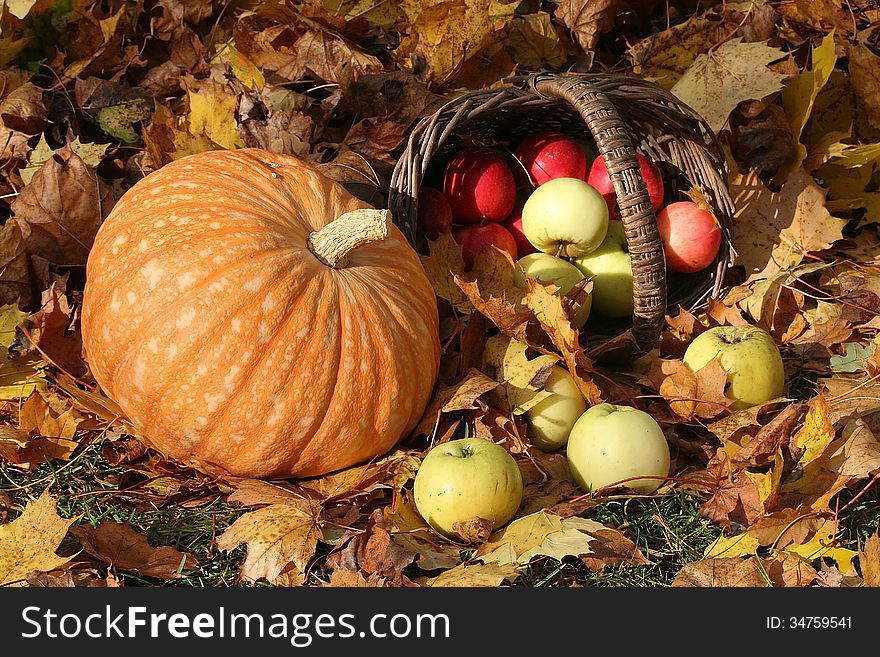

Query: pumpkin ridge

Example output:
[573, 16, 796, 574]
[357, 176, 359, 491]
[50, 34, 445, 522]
[189, 268, 331, 456]
[270, 272, 347, 475]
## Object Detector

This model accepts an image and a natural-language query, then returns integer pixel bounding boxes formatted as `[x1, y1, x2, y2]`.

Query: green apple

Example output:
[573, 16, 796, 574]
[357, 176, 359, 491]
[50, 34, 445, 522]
[571, 220, 633, 318]
[413, 437, 523, 540]
[514, 252, 592, 328]
[566, 403, 670, 495]
[521, 177, 609, 258]
[525, 365, 587, 452]
[682, 325, 785, 411]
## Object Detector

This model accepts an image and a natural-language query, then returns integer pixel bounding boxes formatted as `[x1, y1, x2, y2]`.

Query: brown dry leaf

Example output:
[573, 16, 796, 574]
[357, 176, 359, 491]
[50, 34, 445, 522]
[421, 561, 520, 587]
[326, 510, 417, 585]
[730, 169, 846, 282]
[300, 451, 420, 501]
[215, 503, 323, 583]
[0, 221, 33, 307]
[100, 436, 147, 466]
[441, 368, 501, 412]
[671, 556, 770, 587]
[652, 357, 733, 420]
[283, 29, 384, 85]
[521, 280, 602, 405]
[732, 402, 808, 468]
[11, 147, 113, 268]
[627, 16, 728, 89]
[859, 532, 880, 586]
[18, 389, 84, 442]
[505, 12, 569, 70]
[26, 284, 87, 377]
[779, 417, 880, 512]
[395, 0, 520, 85]
[846, 38, 880, 131]
[70, 521, 197, 579]
[0, 489, 77, 587]
[0, 424, 77, 469]
[579, 527, 652, 572]
[554, 0, 655, 53]
[700, 463, 769, 530]
[226, 478, 315, 508]
[324, 568, 388, 587]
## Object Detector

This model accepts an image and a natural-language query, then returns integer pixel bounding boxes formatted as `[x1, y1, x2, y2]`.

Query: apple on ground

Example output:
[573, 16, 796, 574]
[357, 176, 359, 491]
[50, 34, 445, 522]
[521, 177, 609, 258]
[417, 186, 453, 240]
[454, 223, 518, 270]
[525, 365, 588, 452]
[571, 220, 633, 318]
[566, 403, 671, 495]
[413, 437, 524, 540]
[514, 131, 587, 186]
[656, 200, 722, 273]
[513, 252, 592, 328]
[587, 153, 665, 217]
[442, 147, 517, 224]
[502, 206, 537, 257]
[682, 325, 785, 411]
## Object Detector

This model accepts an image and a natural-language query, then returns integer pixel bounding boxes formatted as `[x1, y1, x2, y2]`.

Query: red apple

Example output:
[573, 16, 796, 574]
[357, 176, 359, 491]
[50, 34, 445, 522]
[501, 206, 537, 257]
[417, 186, 453, 240]
[454, 223, 518, 270]
[587, 153, 665, 215]
[442, 147, 517, 224]
[656, 201, 722, 273]
[514, 131, 587, 186]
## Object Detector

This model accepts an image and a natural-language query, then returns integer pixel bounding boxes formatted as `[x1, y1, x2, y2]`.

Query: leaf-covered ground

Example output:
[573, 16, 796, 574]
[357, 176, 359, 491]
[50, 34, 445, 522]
[1, 0, 879, 588]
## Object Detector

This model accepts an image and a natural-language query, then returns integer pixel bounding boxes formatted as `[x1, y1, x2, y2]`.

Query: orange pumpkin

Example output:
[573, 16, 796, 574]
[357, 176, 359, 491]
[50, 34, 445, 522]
[81, 148, 440, 479]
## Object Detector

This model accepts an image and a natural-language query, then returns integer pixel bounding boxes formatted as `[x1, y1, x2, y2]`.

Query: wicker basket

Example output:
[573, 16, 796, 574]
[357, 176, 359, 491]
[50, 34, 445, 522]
[388, 72, 736, 351]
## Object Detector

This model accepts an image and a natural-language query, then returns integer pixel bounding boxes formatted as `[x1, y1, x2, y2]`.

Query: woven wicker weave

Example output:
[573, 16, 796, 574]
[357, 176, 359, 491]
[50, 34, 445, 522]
[388, 72, 736, 350]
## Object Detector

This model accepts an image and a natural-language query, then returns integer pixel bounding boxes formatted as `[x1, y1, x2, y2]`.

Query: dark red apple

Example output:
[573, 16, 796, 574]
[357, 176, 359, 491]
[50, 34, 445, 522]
[501, 206, 537, 257]
[417, 186, 453, 240]
[656, 201, 722, 273]
[587, 153, 665, 215]
[442, 147, 517, 224]
[515, 131, 587, 186]
[454, 223, 518, 270]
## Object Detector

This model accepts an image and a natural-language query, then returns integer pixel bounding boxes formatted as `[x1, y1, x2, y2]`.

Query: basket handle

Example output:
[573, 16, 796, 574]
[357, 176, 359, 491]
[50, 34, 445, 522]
[530, 75, 667, 351]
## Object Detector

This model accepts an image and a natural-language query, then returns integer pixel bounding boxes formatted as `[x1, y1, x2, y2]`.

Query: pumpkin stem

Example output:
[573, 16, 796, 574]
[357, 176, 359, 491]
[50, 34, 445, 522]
[307, 208, 392, 268]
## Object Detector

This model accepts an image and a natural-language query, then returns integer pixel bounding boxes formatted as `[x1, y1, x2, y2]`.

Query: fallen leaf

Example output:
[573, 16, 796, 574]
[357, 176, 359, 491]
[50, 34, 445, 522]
[215, 503, 323, 583]
[671, 38, 790, 133]
[70, 521, 197, 579]
[859, 532, 880, 586]
[729, 168, 846, 282]
[421, 561, 520, 587]
[0, 489, 77, 587]
[11, 147, 114, 268]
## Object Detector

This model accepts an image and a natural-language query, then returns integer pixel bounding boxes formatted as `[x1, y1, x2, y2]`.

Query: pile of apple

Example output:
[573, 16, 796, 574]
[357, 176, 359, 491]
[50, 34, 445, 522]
[417, 131, 724, 325]
[411, 324, 786, 542]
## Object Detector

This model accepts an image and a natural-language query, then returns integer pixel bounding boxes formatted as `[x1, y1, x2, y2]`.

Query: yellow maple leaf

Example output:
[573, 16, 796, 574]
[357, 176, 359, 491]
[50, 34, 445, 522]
[0, 489, 77, 587]
[671, 38, 790, 133]
[215, 503, 322, 583]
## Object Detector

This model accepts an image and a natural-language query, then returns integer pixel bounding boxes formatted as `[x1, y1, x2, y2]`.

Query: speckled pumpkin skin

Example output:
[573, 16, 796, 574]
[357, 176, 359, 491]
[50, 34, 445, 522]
[81, 149, 440, 479]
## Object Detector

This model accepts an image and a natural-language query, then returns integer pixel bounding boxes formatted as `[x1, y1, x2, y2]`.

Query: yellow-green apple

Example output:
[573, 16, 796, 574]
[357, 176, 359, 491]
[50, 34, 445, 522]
[566, 403, 670, 494]
[682, 325, 785, 410]
[656, 200, 722, 273]
[413, 437, 523, 540]
[514, 131, 587, 186]
[525, 365, 587, 451]
[513, 252, 592, 328]
[442, 147, 517, 224]
[454, 223, 518, 270]
[417, 186, 453, 240]
[571, 220, 633, 317]
[587, 153, 665, 217]
[521, 177, 608, 257]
